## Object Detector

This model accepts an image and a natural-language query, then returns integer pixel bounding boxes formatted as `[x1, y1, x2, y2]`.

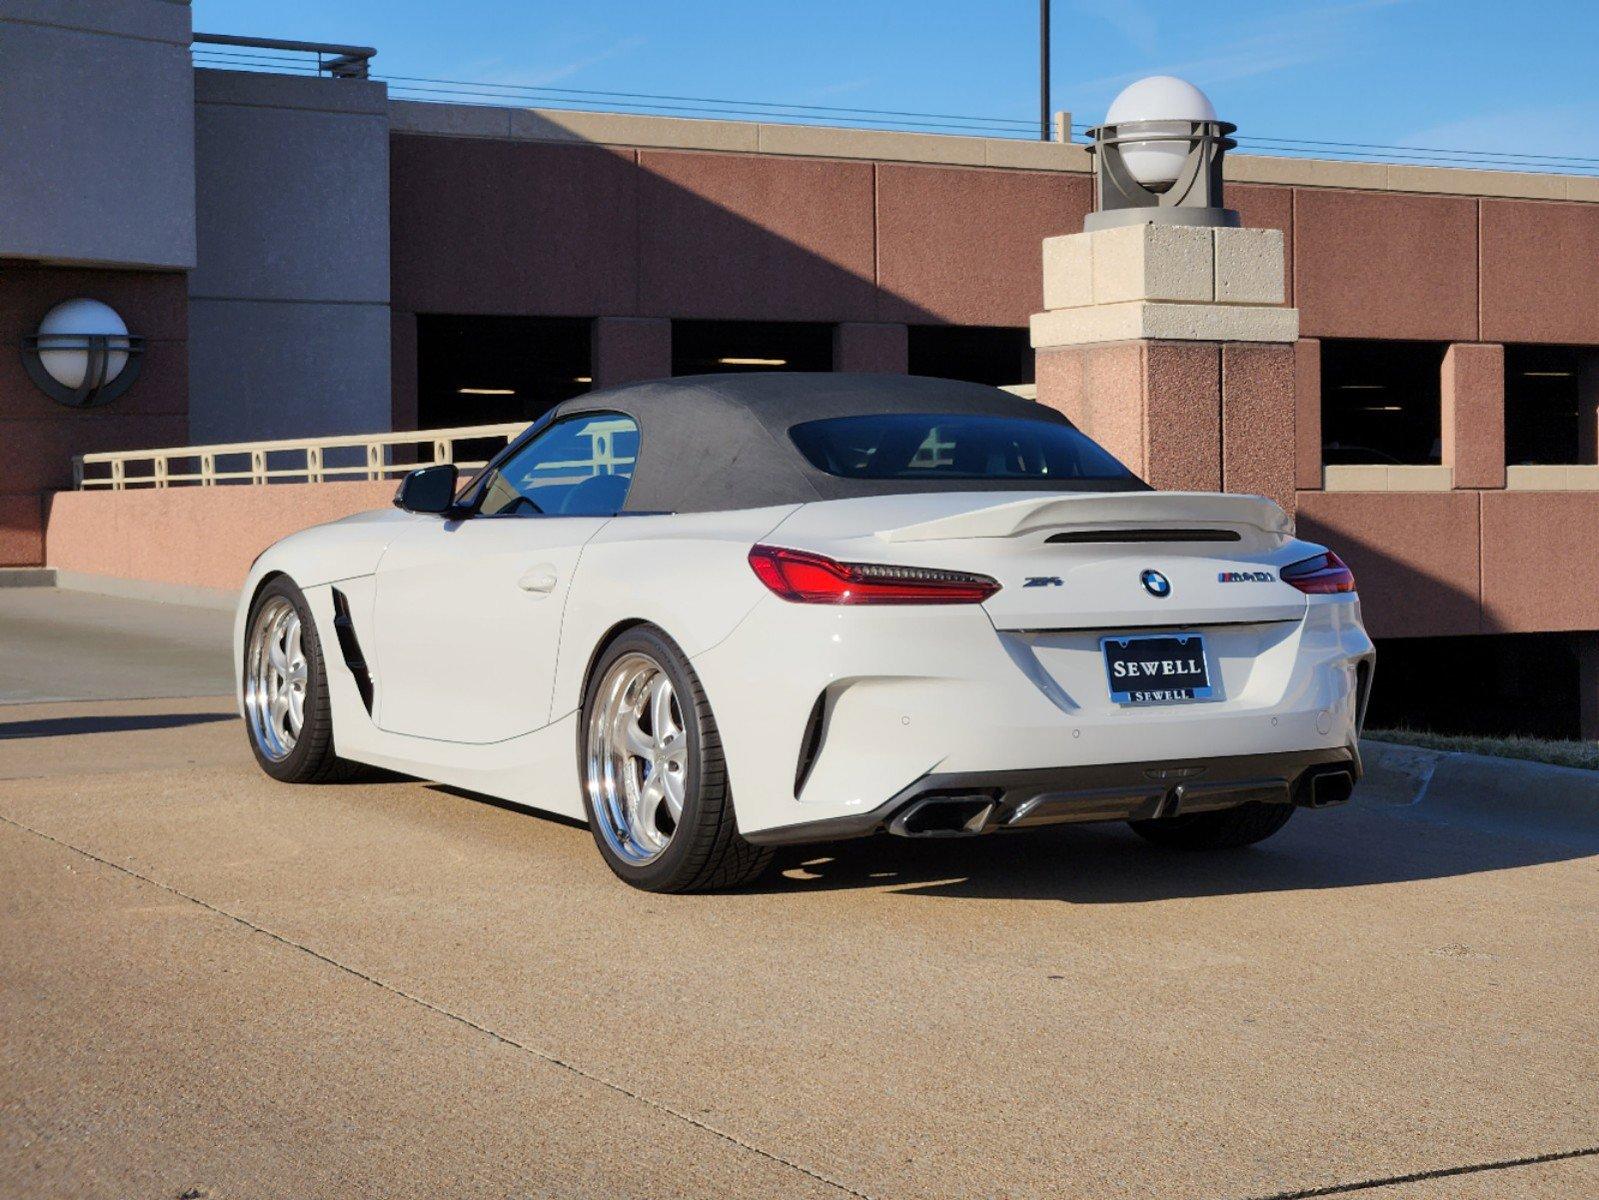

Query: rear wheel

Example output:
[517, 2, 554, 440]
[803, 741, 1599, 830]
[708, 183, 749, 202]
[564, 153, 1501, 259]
[580, 626, 772, 892]
[243, 577, 358, 783]
[1129, 802, 1295, 850]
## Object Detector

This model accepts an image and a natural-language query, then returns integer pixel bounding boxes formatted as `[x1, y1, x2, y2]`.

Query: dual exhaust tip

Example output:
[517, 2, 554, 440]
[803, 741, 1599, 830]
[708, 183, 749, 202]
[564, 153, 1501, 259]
[1295, 766, 1356, 809]
[887, 766, 1357, 838]
[888, 795, 997, 838]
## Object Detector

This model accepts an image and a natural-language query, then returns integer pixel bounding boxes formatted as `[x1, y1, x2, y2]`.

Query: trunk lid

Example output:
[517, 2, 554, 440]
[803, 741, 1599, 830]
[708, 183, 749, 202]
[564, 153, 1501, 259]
[767, 491, 1311, 630]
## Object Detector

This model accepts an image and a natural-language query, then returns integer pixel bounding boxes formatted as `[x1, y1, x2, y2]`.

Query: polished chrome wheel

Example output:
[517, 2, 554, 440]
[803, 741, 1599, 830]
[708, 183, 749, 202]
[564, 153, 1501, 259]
[245, 595, 308, 762]
[585, 652, 689, 865]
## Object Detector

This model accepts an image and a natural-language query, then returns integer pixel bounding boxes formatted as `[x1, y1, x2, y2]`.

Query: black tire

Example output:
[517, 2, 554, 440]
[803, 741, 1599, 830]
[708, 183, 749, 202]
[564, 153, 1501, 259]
[579, 626, 772, 893]
[243, 576, 361, 784]
[1129, 801, 1295, 850]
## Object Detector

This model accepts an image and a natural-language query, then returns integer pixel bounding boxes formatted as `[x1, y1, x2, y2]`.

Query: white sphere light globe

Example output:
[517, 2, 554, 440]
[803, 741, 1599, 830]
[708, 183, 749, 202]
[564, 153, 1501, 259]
[36, 298, 130, 390]
[1105, 76, 1218, 191]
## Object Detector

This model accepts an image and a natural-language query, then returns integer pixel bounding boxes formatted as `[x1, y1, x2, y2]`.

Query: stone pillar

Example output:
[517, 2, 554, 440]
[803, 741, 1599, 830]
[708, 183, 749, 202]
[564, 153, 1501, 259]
[1031, 223, 1299, 510]
[592, 317, 671, 390]
[833, 322, 907, 373]
[1441, 343, 1505, 489]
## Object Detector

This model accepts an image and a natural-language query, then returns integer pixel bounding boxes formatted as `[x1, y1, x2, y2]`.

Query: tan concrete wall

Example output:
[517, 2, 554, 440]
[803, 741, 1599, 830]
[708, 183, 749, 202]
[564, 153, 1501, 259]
[44, 482, 395, 593]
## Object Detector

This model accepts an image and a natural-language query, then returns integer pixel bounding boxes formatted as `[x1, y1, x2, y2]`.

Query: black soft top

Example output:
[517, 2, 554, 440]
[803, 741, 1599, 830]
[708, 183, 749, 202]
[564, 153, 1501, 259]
[539, 372, 1144, 514]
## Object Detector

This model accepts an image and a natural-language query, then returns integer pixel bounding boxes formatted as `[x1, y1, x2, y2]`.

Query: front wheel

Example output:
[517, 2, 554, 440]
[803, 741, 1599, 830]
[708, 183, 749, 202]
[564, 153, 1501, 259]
[580, 626, 772, 892]
[1128, 802, 1295, 850]
[243, 577, 358, 783]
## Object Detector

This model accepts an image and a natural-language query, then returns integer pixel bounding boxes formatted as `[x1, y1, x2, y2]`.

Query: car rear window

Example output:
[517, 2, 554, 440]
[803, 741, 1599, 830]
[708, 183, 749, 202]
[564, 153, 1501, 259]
[789, 412, 1136, 484]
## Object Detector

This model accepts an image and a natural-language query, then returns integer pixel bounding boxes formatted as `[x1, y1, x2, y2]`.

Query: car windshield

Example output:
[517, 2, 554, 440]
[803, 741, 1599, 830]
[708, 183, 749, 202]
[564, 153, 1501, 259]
[789, 412, 1136, 484]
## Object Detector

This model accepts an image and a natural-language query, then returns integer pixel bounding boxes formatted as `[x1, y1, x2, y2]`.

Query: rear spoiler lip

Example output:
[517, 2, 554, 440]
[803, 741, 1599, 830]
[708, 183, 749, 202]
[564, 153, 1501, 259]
[875, 491, 1292, 543]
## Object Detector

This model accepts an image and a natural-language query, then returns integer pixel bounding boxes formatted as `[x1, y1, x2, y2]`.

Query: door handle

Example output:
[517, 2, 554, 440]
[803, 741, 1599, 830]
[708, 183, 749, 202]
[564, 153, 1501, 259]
[518, 566, 558, 595]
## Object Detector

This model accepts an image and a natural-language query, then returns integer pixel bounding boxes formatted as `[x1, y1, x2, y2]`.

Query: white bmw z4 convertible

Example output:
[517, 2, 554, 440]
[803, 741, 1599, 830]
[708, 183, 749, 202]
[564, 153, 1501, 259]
[237, 373, 1375, 892]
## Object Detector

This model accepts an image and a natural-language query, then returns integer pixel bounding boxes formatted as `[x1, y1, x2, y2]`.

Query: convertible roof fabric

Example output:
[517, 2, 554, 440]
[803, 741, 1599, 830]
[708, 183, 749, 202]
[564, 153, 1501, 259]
[545, 372, 1145, 514]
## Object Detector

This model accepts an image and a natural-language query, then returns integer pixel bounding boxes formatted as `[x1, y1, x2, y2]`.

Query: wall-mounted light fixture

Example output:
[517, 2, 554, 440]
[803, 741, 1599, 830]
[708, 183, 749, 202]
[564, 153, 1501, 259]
[1084, 75, 1238, 231]
[22, 298, 144, 408]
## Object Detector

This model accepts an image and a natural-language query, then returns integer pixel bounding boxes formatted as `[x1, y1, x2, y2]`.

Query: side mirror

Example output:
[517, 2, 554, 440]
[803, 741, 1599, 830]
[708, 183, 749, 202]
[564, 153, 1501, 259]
[393, 464, 459, 515]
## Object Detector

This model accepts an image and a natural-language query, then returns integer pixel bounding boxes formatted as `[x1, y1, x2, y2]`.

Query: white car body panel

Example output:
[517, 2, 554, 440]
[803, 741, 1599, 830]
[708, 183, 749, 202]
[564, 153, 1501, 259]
[368, 515, 609, 741]
[236, 488, 1374, 842]
[547, 505, 801, 720]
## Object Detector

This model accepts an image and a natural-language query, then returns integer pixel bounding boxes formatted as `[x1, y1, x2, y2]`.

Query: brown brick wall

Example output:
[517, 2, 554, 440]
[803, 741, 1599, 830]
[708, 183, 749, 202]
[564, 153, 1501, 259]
[0, 263, 188, 566]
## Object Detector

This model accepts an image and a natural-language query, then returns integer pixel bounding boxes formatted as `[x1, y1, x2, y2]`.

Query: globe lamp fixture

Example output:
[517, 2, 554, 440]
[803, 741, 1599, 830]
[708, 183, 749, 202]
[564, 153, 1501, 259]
[22, 298, 145, 408]
[1084, 76, 1239, 231]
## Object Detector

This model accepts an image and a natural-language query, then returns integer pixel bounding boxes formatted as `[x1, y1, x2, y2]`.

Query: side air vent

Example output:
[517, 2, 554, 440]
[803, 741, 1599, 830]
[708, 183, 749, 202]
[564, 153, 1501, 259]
[1045, 529, 1242, 545]
[793, 691, 829, 799]
[1354, 659, 1373, 734]
[330, 587, 375, 714]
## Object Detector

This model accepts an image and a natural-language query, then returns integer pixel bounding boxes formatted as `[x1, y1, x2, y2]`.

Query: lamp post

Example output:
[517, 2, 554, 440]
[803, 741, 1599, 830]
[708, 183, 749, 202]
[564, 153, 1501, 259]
[20, 298, 144, 408]
[1084, 75, 1239, 230]
[1039, 0, 1051, 142]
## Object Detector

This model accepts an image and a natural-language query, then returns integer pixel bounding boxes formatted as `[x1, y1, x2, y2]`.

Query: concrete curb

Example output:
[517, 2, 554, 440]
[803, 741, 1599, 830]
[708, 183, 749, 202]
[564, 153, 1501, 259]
[1360, 739, 1599, 849]
[49, 570, 239, 613]
[0, 568, 57, 588]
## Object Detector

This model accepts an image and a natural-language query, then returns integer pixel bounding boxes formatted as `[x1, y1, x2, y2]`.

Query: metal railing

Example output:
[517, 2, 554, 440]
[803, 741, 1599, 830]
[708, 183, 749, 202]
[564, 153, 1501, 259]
[74, 423, 529, 490]
[192, 33, 376, 79]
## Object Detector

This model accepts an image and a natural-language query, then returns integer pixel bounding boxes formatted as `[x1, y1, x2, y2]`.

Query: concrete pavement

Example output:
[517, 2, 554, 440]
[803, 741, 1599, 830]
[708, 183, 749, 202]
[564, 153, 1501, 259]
[0, 586, 233, 703]
[1, 591, 1596, 1198]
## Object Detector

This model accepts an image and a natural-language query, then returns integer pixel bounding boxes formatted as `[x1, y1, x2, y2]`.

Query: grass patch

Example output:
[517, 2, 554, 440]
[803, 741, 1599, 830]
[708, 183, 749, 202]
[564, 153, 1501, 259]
[1368, 728, 1599, 772]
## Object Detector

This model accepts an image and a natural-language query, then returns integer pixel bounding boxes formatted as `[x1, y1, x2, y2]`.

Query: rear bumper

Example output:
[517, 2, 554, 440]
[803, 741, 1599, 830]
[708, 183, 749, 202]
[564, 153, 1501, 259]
[692, 592, 1374, 840]
[744, 746, 1359, 846]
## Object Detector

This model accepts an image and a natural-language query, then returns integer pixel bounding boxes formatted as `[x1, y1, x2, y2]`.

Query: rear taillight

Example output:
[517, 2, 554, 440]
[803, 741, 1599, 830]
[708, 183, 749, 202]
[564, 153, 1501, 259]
[1281, 550, 1355, 595]
[748, 544, 1000, 605]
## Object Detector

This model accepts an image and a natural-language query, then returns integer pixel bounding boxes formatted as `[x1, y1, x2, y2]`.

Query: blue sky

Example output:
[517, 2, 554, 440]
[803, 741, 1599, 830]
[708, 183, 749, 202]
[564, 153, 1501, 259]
[193, 0, 1599, 167]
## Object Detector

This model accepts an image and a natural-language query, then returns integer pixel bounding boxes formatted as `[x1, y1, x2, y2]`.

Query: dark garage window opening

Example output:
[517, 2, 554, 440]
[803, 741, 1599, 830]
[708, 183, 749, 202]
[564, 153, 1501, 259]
[417, 315, 593, 431]
[1365, 632, 1581, 741]
[1321, 339, 1445, 465]
[671, 320, 833, 376]
[1506, 345, 1581, 466]
[908, 325, 1033, 387]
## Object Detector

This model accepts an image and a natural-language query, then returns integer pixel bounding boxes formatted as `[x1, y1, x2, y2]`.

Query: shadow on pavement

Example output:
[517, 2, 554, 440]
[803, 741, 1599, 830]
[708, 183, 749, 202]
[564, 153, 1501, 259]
[749, 801, 1599, 903]
[0, 712, 237, 740]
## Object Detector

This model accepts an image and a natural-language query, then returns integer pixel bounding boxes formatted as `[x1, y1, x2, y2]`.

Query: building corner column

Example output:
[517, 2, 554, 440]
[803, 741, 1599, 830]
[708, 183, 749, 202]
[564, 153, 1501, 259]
[1031, 223, 1299, 510]
[592, 317, 671, 390]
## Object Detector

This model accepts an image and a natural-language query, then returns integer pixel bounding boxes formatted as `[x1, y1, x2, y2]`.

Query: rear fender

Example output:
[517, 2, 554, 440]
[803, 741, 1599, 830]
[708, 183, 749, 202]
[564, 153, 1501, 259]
[552, 505, 801, 719]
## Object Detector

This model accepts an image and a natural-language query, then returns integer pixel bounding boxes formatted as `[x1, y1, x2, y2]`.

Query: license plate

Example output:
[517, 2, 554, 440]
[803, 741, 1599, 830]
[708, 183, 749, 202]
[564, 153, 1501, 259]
[1102, 633, 1212, 705]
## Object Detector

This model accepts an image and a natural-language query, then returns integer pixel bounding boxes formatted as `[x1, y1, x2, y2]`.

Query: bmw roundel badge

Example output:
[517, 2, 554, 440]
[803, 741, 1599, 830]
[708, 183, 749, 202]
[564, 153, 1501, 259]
[1140, 569, 1172, 599]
